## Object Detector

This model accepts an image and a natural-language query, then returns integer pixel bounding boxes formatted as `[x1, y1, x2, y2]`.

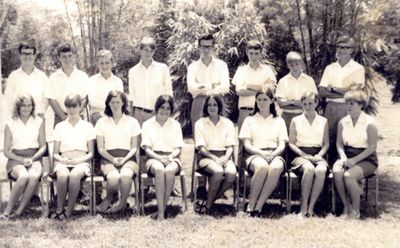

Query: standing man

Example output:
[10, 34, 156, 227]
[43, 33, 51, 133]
[88, 50, 123, 125]
[319, 36, 365, 164]
[276, 51, 318, 130]
[47, 43, 90, 126]
[5, 41, 50, 119]
[232, 39, 276, 129]
[187, 34, 230, 132]
[128, 37, 173, 126]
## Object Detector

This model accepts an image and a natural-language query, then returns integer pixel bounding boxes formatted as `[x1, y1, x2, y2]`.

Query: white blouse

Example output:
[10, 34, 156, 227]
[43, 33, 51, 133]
[291, 113, 327, 147]
[6, 117, 43, 150]
[53, 119, 95, 153]
[195, 117, 236, 151]
[340, 111, 374, 148]
[141, 117, 184, 152]
[95, 115, 141, 150]
[239, 113, 288, 149]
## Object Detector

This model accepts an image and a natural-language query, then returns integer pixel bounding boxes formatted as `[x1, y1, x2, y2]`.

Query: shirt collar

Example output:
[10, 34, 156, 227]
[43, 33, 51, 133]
[205, 116, 223, 127]
[287, 72, 306, 81]
[139, 60, 155, 69]
[199, 57, 216, 67]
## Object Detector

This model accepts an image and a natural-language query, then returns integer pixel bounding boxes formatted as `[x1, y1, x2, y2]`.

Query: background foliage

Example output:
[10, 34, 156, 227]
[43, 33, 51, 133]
[1, 0, 399, 134]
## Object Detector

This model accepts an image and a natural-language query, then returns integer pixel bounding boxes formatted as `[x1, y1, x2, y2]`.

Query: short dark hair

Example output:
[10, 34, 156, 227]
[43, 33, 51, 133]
[336, 35, 355, 47]
[139, 37, 156, 50]
[300, 92, 319, 103]
[202, 94, 224, 117]
[12, 93, 36, 119]
[18, 41, 36, 54]
[57, 43, 75, 56]
[198, 34, 215, 46]
[246, 40, 263, 51]
[104, 90, 129, 117]
[155, 94, 174, 114]
[254, 87, 278, 118]
[64, 94, 82, 108]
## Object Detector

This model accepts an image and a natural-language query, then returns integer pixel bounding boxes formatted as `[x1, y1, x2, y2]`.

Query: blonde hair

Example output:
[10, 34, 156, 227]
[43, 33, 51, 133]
[97, 50, 116, 67]
[286, 51, 303, 64]
[344, 90, 369, 108]
[12, 93, 36, 119]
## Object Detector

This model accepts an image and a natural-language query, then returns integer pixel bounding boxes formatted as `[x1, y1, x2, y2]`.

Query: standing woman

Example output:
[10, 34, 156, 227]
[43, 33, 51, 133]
[141, 95, 184, 220]
[1, 94, 46, 218]
[95, 91, 141, 213]
[50, 94, 95, 219]
[333, 90, 378, 219]
[194, 94, 237, 214]
[288, 92, 329, 217]
[239, 87, 288, 216]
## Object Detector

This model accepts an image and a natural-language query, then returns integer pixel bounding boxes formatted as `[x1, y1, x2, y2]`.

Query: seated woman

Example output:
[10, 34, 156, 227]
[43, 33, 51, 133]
[141, 95, 184, 220]
[1, 94, 46, 219]
[333, 90, 378, 219]
[194, 94, 237, 214]
[239, 87, 288, 216]
[288, 92, 329, 217]
[50, 94, 95, 220]
[95, 90, 141, 213]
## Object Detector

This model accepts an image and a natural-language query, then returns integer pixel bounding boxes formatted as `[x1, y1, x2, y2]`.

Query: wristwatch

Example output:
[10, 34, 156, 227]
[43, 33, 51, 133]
[330, 87, 335, 93]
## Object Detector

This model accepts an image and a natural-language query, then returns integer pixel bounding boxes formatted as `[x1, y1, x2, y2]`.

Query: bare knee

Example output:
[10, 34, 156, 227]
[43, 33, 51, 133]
[315, 165, 327, 178]
[302, 163, 315, 176]
[57, 170, 69, 182]
[107, 172, 120, 185]
[269, 161, 284, 175]
[120, 169, 134, 181]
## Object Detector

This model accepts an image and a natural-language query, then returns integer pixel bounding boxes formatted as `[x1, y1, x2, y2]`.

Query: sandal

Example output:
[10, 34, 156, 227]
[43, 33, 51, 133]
[49, 210, 67, 220]
[194, 200, 209, 215]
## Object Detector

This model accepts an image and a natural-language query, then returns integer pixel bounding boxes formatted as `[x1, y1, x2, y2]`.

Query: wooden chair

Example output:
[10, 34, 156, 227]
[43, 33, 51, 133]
[190, 149, 240, 212]
[139, 148, 188, 215]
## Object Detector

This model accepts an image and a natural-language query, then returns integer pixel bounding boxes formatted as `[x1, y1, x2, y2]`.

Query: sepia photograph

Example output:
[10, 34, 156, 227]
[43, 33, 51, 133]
[0, 0, 399, 247]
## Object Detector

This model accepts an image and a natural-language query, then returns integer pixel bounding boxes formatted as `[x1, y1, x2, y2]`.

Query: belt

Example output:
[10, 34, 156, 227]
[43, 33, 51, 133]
[135, 107, 153, 113]
[240, 107, 254, 111]
[282, 109, 303, 114]
[326, 98, 345, 103]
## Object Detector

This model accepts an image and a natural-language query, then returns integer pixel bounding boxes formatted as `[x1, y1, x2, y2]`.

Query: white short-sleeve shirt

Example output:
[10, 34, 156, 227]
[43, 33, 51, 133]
[291, 113, 327, 147]
[187, 57, 230, 98]
[88, 73, 124, 113]
[195, 116, 236, 151]
[95, 114, 141, 150]
[5, 68, 50, 116]
[128, 60, 173, 110]
[141, 117, 184, 152]
[340, 111, 374, 148]
[239, 113, 288, 148]
[276, 73, 317, 101]
[47, 68, 89, 112]
[232, 63, 277, 108]
[53, 119, 95, 153]
[320, 60, 365, 102]
[6, 116, 43, 150]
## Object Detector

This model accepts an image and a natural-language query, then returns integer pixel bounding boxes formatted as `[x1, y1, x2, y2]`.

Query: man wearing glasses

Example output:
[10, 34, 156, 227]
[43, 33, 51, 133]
[4, 41, 50, 119]
[187, 34, 230, 133]
[128, 37, 173, 126]
[319, 35, 365, 164]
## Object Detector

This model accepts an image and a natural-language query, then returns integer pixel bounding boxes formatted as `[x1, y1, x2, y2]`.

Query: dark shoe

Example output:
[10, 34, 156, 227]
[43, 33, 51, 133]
[196, 186, 208, 200]
[49, 210, 67, 221]
[250, 210, 261, 218]
[194, 200, 209, 215]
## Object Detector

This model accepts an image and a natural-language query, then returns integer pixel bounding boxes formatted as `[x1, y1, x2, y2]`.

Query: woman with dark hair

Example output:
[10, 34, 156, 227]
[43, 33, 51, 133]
[289, 92, 329, 217]
[141, 94, 184, 220]
[1, 94, 46, 219]
[239, 87, 288, 216]
[333, 90, 378, 219]
[194, 94, 236, 214]
[50, 94, 95, 220]
[95, 90, 141, 213]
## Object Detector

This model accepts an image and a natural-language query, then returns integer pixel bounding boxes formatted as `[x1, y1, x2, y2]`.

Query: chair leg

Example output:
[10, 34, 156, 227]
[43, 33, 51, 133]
[134, 177, 140, 214]
[193, 176, 198, 207]
[331, 179, 336, 214]
[0, 182, 3, 212]
[39, 182, 47, 217]
[242, 175, 247, 211]
[365, 178, 369, 203]
[180, 175, 188, 212]
[234, 175, 239, 212]
[286, 174, 291, 214]
[140, 176, 145, 215]
[375, 177, 379, 215]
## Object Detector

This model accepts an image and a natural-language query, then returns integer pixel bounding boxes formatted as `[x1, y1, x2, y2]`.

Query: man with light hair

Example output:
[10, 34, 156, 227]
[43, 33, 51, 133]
[88, 50, 124, 125]
[128, 37, 173, 126]
[319, 35, 365, 164]
[276, 51, 318, 130]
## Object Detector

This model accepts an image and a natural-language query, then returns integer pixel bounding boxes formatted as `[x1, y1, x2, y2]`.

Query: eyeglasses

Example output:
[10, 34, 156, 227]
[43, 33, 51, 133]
[337, 46, 353, 49]
[20, 52, 35, 56]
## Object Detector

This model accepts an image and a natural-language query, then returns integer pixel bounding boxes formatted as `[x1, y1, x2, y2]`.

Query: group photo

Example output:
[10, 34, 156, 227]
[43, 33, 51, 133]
[0, 0, 399, 247]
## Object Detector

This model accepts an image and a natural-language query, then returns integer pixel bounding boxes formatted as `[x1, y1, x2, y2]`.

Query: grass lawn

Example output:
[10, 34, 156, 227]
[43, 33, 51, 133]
[1, 81, 399, 248]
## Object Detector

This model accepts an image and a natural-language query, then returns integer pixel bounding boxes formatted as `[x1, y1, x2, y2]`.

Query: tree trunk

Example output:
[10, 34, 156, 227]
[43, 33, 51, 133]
[295, 0, 309, 74]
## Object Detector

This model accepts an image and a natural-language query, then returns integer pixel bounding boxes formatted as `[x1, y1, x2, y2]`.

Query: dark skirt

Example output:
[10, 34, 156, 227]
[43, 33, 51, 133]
[344, 146, 378, 167]
[100, 149, 136, 165]
[6, 148, 39, 174]
[146, 151, 182, 176]
[197, 150, 233, 175]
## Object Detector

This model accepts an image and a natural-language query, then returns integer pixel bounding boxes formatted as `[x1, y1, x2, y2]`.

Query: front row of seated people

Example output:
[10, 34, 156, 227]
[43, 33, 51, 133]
[1, 89, 377, 220]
